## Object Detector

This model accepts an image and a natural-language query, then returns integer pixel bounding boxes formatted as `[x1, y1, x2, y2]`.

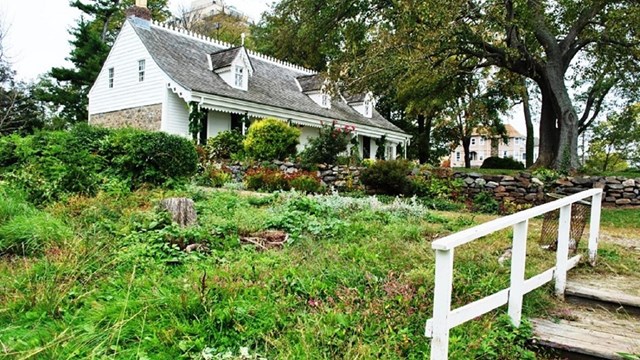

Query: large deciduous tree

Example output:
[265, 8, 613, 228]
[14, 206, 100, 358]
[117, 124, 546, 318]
[38, 0, 169, 125]
[366, 0, 639, 171]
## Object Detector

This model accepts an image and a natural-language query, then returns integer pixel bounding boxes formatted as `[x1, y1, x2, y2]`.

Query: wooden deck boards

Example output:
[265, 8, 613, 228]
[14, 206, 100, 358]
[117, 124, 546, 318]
[565, 276, 640, 309]
[531, 306, 640, 359]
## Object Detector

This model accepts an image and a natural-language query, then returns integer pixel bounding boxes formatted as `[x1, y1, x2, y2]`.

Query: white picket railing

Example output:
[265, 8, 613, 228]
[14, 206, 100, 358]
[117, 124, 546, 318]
[425, 188, 603, 360]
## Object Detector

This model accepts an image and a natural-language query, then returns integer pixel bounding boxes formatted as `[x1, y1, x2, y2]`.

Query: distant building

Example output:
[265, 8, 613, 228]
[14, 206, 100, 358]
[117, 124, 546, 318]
[449, 124, 538, 167]
[189, 0, 247, 20]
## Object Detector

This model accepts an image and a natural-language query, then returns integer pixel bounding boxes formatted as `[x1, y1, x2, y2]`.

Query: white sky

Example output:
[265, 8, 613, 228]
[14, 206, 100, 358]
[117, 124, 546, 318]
[0, 0, 273, 82]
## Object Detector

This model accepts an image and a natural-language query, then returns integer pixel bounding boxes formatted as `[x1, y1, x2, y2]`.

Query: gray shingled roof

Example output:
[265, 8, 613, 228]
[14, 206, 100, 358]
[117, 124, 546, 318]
[131, 21, 405, 134]
[345, 93, 367, 104]
[297, 74, 324, 92]
[210, 47, 242, 70]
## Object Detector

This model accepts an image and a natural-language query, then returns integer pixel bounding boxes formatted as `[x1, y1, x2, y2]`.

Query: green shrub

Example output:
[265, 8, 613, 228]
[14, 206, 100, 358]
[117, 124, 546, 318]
[206, 130, 245, 160]
[288, 172, 323, 193]
[360, 160, 412, 195]
[243, 118, 301, 161]
[472, 191, 500, 214]
[531, 168, 559, 183]
[300, 122, 354, 165]
[0, 213, 72, 256]
[196, 165, 233, 187]
[481, 156, 525, 170]
[0, 127, 199, 202]
[101, 129, 198, 188]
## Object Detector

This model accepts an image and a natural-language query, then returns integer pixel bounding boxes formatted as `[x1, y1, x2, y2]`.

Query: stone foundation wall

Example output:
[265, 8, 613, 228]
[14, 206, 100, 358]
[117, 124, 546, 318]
[90, 104, 162, 131]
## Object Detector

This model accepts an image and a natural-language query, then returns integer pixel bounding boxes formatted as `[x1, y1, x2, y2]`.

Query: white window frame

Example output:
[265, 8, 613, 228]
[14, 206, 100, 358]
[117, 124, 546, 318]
[321, 93, 330, 108]
[108, 67, 114, 88]
[138, 59, 146, 82]
[480, 137, 485, 145]
[471, 138, 476, 146]
[522, 152, 526, 161]
[234, 65, 244, 88]
[503, 150, 508, 158]
[456, 152, 461, 161]
[364, 98, 372, 117]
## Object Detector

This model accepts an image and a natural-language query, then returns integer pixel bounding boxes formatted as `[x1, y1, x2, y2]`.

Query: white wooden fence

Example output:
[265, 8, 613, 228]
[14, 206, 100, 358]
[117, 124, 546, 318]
[425, 188, 603, 360]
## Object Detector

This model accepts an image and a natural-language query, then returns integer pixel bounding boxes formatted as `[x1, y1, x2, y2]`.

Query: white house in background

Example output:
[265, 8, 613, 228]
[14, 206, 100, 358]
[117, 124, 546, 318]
[449, 124, 539, 167]
[87, 5, 410, 160]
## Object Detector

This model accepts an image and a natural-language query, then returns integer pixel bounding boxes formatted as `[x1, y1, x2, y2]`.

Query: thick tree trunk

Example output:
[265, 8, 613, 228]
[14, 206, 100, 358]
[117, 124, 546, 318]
[462, 137, 472, 168]
[521, 78, 535, 168]
[417, 114, 432, 164]
[533, 84, 559, 168]
[545, 65, 580, 171]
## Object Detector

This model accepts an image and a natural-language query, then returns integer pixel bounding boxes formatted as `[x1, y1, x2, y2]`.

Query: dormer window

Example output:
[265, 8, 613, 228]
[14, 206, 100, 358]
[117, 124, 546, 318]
[235, 66, 244, 88]
[321, 93, 330, 108]
[210, 47, 253, 91]
[347, 92, 375, 118]
[364, 98, 373, 117]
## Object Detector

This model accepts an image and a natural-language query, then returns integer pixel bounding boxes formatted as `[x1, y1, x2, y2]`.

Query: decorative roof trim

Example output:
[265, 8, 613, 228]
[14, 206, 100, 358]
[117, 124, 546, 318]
[150, 19, 315, 75]
[192, 91, 410, 143]
[167, 80, 192, 102]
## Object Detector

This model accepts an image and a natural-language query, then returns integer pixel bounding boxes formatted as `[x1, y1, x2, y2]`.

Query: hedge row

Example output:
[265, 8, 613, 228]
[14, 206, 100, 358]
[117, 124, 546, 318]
[0, 125, 198, 203]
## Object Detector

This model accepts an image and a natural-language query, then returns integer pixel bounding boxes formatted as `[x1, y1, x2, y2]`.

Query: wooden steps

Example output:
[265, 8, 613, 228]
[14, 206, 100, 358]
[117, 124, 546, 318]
[531, 276, 640, 359]
[565, 276, 640, 314]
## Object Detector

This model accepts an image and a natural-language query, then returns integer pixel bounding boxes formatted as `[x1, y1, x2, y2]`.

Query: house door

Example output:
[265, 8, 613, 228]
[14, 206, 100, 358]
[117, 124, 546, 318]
[362, 136, 371, 159]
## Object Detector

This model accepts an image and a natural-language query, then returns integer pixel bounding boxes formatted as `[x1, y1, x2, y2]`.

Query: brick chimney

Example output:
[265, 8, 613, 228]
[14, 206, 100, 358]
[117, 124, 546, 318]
[126, 0, 152, 21]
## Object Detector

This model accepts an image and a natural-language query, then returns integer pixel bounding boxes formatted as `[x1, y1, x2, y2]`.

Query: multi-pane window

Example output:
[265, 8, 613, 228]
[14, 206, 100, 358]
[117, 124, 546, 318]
[108, 68, 114, 88]
[503, 150, 508, 158]
[235, 66, 244, 88]
[522, 152, 526, 161]
[456, 152, 461, 161]
[138, 60, 146, 82]
[322, 94, 330, 108]
[479, 153, 484, 161]
[364, 99, 372, 117]
[471, 138, 476, 145]
[480, 137, 485, 145]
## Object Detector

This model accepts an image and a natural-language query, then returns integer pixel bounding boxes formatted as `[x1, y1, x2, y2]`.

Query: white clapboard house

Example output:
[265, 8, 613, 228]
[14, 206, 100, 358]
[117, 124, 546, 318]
[88, 4, 410, 159]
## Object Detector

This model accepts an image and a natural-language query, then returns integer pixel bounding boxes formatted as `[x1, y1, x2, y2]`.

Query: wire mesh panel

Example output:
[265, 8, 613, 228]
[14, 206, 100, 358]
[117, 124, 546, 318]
[540, 194, 591, 252]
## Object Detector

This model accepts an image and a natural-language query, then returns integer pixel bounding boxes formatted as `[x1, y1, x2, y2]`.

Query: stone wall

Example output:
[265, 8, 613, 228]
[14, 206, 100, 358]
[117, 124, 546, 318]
[454, 172, 640, 207]
[454, 172, 546, 204]
[90, 104, 162, 131]
[221, 160, 363, 190]
[215, 160, 640, 207]
[550, 176, 640, 206]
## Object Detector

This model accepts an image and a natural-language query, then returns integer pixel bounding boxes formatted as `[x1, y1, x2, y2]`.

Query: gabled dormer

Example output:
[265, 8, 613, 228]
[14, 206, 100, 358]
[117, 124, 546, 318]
[297, 74, 332, 109]
[209, 46, 254, 91]
[346, 92, 375, 118]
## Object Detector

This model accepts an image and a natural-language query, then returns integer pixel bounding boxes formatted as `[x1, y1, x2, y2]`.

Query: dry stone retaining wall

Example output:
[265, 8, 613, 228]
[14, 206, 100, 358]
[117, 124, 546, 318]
[454, 172, 640, 207]
[216, 160, 640, 207]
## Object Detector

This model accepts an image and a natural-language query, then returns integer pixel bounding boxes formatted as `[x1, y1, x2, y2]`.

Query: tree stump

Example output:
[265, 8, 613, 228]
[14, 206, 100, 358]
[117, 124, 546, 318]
[159, 198, 197, 227]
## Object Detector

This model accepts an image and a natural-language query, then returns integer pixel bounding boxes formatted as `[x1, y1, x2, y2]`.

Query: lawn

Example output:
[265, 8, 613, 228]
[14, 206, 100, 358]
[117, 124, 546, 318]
[0, 186, 637, 359]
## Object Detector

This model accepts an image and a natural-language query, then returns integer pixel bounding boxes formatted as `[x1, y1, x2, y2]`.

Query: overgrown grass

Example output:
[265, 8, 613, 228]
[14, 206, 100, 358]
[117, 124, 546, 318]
[0, 187, 624, 359]
[601, 208, 640, 229]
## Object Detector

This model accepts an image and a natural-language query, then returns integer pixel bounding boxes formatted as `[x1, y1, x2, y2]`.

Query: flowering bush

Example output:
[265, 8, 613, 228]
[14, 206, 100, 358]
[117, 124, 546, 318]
[244, 168, 322, 193]
[301, 121, 355, 165]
